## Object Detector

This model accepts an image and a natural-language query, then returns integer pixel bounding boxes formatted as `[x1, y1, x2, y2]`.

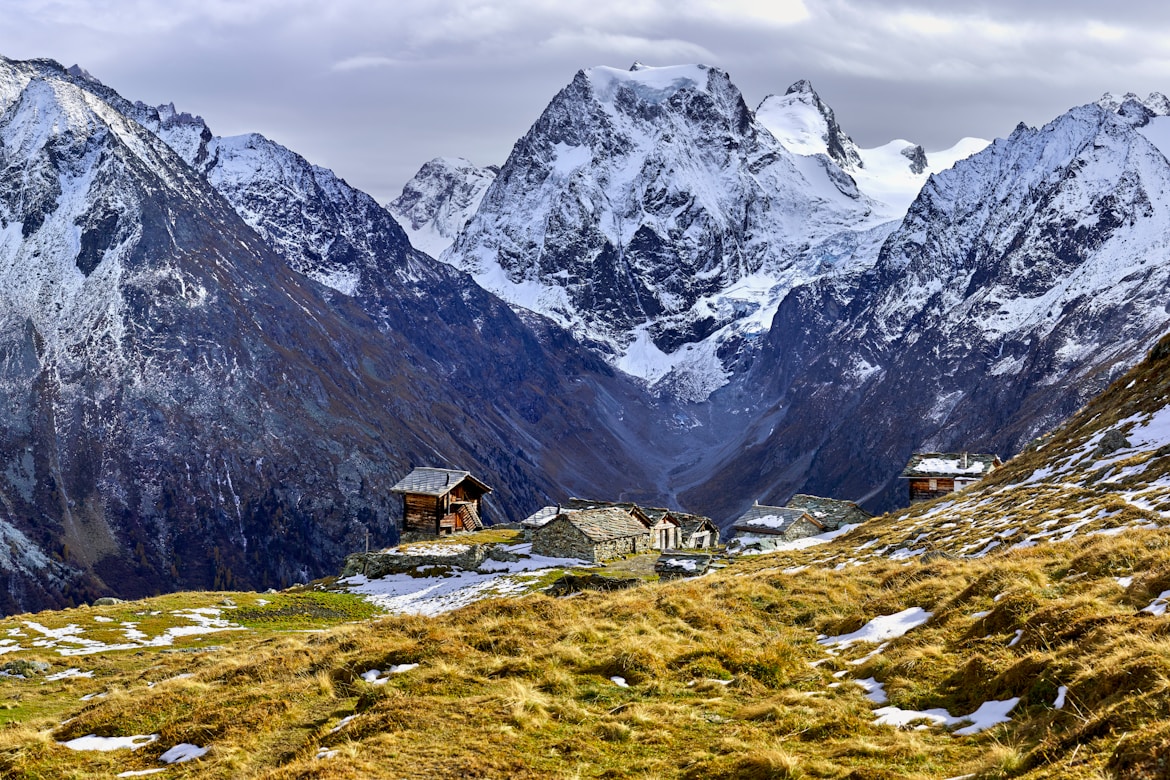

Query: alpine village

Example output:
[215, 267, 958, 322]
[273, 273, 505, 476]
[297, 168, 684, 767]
[8, 16, 1170, 780]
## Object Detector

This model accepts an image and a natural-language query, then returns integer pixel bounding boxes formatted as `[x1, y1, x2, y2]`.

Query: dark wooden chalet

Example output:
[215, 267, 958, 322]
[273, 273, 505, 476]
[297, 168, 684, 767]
[730, 503, 824, 541]
[390, 467, 492, 538]
[900, 452, 1002, 504]
[784, 494, 872, 531]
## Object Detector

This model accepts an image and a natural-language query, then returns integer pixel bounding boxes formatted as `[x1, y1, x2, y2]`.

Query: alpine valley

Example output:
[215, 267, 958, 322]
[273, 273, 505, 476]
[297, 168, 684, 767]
[3, 52, 1170, 613]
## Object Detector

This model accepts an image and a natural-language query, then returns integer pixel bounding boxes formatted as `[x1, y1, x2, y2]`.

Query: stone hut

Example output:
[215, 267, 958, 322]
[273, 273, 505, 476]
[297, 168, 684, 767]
[563, 498, 720, 550]
[674, 512, 720, 548]
[730, 503, 824, 542]
[531, 507, 651, 563]
[784, 495, 871, 531]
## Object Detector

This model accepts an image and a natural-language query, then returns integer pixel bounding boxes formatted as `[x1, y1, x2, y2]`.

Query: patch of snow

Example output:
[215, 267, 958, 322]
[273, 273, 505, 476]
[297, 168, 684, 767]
[339, 550, 584, 615]
[874, 698, 1018, 735]
[46, 668, 93, 681]
[361, 663, 419, 684]
[1007, 629, 1024, 647]
[159, 743, 209, 763]
[610, 675, 629, 688]
[62, 734, 158, 751]
[329, 715, 356, 734]
[854, 677, 888, 704]
[819, 607, 933, 649]
[1053, 685, 1068, 709]
[1141, 589, 1170, 616]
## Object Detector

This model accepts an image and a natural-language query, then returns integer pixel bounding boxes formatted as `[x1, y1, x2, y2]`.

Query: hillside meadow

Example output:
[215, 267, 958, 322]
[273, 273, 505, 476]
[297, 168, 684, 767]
[1, 522, 1169, 779]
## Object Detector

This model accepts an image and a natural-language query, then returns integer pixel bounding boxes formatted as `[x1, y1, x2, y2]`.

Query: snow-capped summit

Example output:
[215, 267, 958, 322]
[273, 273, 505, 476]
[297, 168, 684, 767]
[1097, 91, 1170, 117]
[388, 157, 498, 259]
[445, 63, 886, 399]
[755, 80, 863, 170]
[755, 80, 988, 216]
[64, 63, 100, 84]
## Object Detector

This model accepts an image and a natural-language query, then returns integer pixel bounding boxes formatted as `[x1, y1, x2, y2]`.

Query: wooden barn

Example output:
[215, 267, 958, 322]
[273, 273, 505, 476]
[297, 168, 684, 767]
[900, 452, 1002, 504]
[390, 467, 492, 538]
[531, 507, 651, 563]
[731, 503, 824, 542]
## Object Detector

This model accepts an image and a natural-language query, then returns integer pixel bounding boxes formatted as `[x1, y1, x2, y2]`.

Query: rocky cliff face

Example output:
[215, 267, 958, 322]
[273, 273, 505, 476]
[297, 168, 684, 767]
[682, 102, 1170, 521]
[0, 57, 670, 613]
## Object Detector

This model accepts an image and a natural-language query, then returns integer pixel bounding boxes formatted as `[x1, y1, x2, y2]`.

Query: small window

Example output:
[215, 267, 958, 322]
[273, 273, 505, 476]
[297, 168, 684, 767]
[928, 478, 938, 491]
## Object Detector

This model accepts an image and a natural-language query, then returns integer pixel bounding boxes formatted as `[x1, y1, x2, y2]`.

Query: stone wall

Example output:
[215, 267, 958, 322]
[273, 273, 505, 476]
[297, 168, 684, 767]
[531, 517, 650, 563]
[532, 518, 598, 562]
[783, 516, 824, 541]
[341, 544, 523, 578]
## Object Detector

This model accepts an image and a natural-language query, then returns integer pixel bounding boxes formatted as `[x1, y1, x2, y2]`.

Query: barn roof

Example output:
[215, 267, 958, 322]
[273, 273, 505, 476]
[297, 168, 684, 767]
[557, 507, 649, 543]
[785, 494, 871, 528]
[732, 504, 823, 535]
[390, 467, 492, 497]
[900, 453, 1001, 479]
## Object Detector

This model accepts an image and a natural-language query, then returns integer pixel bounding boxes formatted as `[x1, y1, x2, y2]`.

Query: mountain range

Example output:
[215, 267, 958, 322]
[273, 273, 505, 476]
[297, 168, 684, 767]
[4, 53, 1170, 611]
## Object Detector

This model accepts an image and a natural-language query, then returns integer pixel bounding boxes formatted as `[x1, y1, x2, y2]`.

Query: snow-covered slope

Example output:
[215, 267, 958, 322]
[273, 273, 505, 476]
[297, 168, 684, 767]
[754, 79, 862, 169]
[685, 100, 1170, 520]
[388, 157, 498, 259]
[445, 63, 890, 400]
[756, 80, 989, 216]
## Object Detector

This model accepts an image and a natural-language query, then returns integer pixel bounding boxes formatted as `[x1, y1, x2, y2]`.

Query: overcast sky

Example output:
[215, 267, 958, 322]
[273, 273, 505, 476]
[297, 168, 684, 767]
[3, 1, 1169, 203]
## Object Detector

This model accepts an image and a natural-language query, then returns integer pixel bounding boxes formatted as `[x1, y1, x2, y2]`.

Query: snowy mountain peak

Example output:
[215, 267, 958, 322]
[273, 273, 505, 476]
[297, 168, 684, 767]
[784, 78, 816, 96]
[629, 61, 647, 71]
[756, 80, 863, 170]
[388, 156, 498, 259]
[64, 64, 101, 85]
[445, 63, 885, 399]
[756, 80, 987, 216]
[584, 63, 714, 106]
[1097, 91, 1170, 116]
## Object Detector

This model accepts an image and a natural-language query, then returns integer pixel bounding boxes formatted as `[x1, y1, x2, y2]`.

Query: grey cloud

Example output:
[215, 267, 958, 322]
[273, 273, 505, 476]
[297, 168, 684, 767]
[0, 1, 1168, 202]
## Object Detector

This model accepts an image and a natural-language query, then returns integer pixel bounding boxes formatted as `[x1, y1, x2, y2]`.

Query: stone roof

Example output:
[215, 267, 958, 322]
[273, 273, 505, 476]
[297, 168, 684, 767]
[521, 505, 561, 529]
[565, 498, 697, 529]
[675, 512, 717, 536]
[390, 467, 492, 497]
[900, 453, 1001, 479]
[732, 504, 823, 535]
[785, 494, 871, 530]
[558, 507, 649, 543]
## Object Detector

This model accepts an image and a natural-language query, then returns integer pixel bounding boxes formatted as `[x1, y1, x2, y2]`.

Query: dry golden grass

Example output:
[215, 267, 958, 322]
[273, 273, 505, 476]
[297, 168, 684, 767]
[5, 520, 1170, 777]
